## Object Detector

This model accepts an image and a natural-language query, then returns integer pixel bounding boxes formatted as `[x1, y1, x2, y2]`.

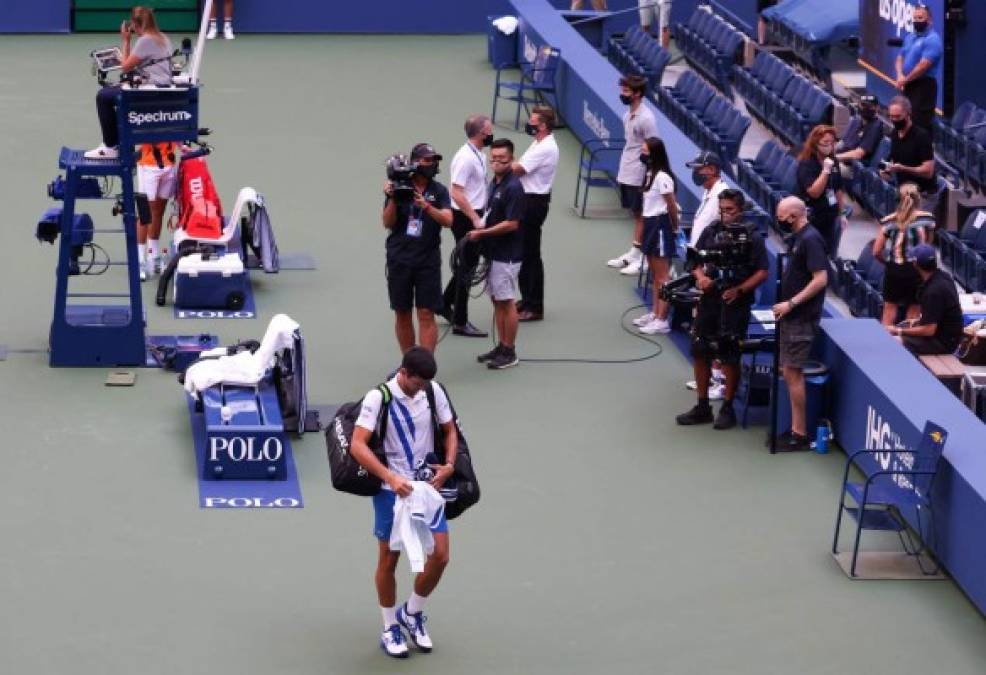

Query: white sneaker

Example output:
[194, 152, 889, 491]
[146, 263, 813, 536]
[396, 604, 433, 652]
[620, 257, 648, 276]
[84, 144, 118, 160]
[607, 247, 640, 268]
[206, 22, 217, 40]
[708, 383, 725, 401]
[639, 317, 671, 334]
[223, 22, 235, 40]
[632, 311, 656, 327]
[380, 624, 409, 658]
[139, 266, 147, 282]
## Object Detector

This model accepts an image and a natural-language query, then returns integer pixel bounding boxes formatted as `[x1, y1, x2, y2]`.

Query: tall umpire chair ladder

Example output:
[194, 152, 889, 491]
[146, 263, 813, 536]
[49, 87, 201, 366]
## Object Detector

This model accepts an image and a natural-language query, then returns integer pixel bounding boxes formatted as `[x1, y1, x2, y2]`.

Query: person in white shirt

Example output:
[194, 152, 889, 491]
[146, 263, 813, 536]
[608, 74, 660, 276]
[686, 152, 729, 247]
[632, 137, 679, 335]
[512, 105, 560, 321]
[350, 347, 458, 659]
[441, 114, 493, 338]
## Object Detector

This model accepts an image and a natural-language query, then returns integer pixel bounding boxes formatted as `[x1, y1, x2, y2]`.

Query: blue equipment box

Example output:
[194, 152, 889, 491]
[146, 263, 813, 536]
[201, 383, 287, 480]
[37, 207, 93, 247]
[175, 253, 248, 310]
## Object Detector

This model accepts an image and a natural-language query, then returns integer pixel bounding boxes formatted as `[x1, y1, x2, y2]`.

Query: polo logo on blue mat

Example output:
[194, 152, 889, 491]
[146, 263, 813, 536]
[177, 309, 255, 319]
[128, 109, 193, 126]
[203, 497, 300, 508]
[583, 101, 611, 146]
[209, 436, 284, 463]
[877, 0, 917, 36]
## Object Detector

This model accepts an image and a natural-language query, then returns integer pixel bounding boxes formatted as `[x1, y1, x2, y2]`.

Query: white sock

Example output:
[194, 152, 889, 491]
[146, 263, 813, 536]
[138, 243, 147, 264]
[406, 592, 427, 615]
[381, 606, 397, 628]
[147, 239, 159, 260]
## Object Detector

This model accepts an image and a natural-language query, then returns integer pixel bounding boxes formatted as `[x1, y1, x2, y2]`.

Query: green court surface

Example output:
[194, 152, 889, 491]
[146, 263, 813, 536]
[0, 35, 983, 675]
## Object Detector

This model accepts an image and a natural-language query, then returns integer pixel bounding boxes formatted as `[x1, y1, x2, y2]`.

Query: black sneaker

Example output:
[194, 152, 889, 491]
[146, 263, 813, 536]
[713, 401, 737, 430]
[776, 431, 811, 452]
[487, 347, 519, 370]
[676, 403, 714, 425]
[477, 344, 503, 363]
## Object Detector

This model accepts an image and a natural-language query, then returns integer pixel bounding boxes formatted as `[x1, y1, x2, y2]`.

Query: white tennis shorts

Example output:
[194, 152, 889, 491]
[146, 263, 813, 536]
[137, 165, 177, 200]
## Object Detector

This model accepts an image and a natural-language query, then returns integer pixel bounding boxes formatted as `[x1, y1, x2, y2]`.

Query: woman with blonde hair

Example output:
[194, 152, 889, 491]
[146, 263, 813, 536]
[86, 6, 174, 159]
[796, 124, 847, 256]
[872, 182, 934, 325]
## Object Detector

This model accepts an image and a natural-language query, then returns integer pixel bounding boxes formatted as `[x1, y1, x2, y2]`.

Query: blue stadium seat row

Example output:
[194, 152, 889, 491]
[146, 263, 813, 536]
[938, 209, 986, 291]
[761, 0, 859, 82]
[607, 25, 672, 93]
[674, 8, 745, 97]
[655, 71, 751, 164]
[834, 240, 885, 319]
[935, 101, 986, 189]
[734, 50, 833, 147]
[734, 139, 798, 218]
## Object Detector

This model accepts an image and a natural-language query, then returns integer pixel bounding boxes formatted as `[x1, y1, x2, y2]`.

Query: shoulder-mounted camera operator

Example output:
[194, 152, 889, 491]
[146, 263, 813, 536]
[381, 143, 454, 354]
[677, 189, 768, 430]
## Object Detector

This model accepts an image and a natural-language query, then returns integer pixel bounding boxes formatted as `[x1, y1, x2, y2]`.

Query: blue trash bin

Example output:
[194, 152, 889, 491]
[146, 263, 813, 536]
[488, 16, 518, 69]
[777, 360, 829, 439]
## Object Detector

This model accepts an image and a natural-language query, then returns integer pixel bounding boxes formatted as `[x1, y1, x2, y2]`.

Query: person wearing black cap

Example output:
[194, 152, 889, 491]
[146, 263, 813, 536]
[382, 143, 453, 354]
[686, 151, 729, 247]
[835, 95, 885, 169]
[888, 243, 963, 356]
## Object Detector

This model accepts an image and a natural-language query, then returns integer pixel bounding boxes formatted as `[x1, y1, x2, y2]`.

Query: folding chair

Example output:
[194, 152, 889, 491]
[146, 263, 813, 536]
[574, 137, 626, 218]
[832, 421, 947, 577]
[492, 45, 561, 130]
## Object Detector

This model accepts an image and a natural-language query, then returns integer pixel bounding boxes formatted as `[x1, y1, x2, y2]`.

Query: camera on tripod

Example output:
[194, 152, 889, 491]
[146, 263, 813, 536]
[386, 154, 419, 204]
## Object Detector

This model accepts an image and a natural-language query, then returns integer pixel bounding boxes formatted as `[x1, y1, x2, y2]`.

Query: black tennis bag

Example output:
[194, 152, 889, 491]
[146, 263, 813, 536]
[425, 383, 480, 519]
[325, 384, 391, 496]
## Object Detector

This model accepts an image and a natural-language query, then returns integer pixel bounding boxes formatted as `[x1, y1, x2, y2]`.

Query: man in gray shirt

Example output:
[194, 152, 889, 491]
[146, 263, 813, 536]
[87, 8, 173, 160]
[607, 74, 659, 276]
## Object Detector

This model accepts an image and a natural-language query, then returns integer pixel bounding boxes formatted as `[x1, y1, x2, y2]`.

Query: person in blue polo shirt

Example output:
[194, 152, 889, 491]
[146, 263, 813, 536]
[382, 143, 454, 355]
[468, 138, 527, 370]
[895, 3, 943, 133]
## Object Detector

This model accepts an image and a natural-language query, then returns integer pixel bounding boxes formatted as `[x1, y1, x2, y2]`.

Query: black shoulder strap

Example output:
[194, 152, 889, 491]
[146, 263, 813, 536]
[375, 383, 391, 441]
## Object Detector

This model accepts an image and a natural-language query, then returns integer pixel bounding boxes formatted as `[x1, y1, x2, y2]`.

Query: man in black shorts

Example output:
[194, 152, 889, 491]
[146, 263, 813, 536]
[677, 190, 769, 430]
[888, 243, 963, 356]
[772, 197, 829, 451]
[382, 143, 453, 353]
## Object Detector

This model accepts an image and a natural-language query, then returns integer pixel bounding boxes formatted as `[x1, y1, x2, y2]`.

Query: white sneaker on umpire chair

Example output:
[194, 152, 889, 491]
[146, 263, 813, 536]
[397, 604, 433, 652]
[607, 246, 641, 269]
[380, 624, 409, 658]
[84, 144, 118, 160]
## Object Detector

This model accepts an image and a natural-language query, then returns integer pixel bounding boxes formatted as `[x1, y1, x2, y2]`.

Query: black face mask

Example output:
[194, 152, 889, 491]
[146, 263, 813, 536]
[692, 170, 709, 186]
[525, 123, 538, 136]
[619, 94, 633, 106]
[891, 118, 908, 132]
[776, 218, 795, 234]
[639, 153, 649, 165]
[416, 164, 438, 179]
[913, 20, 928, 33]
[482, 133, 494, 147]
[860, 109, 876, 122]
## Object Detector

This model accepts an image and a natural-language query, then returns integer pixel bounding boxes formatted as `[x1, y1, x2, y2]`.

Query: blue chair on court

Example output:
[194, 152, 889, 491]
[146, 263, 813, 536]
[574, 137, 626, 218]
[832, 421, 947, 577]
[492, 45, 561, 130]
